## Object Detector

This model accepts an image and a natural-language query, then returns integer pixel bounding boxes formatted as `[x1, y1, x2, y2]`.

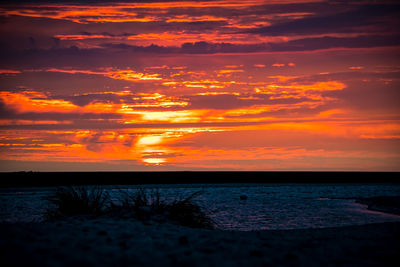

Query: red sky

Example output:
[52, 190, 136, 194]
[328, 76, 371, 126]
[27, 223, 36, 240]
[0, 0, 399, 171]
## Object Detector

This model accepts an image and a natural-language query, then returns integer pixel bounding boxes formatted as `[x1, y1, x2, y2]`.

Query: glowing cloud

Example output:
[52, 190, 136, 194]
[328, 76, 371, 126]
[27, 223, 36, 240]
[1, 0, 399, 171]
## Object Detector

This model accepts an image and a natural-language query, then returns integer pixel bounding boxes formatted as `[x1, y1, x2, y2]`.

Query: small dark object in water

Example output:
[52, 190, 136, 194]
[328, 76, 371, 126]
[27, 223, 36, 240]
[240, 195, 248, 200]
[178, 236, 189, 245]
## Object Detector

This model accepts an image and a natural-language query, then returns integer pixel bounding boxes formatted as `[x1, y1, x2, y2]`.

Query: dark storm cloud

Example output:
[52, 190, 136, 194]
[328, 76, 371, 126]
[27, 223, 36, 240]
[246, 4, 400, 36]
[268, 35, 400, 52]
[56, 92, 182, 108]
[180, 41, 267, 54]
[0, 71, 133, 93]
[55, 90, 315, 111]
[101, 41, 270, 54]
[102, 34, 400, 54]
[290, 71, 400, 84]
[0, 99, 122, 121]
[62, 93, 122, 107]
[1, 1, 399, 59]
[3, 33, 394, 63]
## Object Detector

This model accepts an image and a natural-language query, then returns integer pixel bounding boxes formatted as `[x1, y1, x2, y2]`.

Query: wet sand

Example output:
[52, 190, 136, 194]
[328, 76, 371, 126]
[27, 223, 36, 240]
[1, 218, 399, 266]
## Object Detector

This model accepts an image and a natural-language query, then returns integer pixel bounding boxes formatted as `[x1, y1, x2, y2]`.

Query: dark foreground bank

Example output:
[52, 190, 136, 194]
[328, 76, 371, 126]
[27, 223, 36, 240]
[1, 194, 400, 266]
[1, 219, 399, 266]
[1, 171, 399, 187]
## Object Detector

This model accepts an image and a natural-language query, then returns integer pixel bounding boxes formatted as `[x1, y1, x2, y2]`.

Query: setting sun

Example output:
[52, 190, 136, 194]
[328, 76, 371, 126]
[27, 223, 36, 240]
[0, 0, 399, 171]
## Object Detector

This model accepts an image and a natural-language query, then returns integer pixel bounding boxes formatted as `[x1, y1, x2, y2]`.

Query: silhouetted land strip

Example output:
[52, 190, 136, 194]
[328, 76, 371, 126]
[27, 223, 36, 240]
[1, 171, 399, 187]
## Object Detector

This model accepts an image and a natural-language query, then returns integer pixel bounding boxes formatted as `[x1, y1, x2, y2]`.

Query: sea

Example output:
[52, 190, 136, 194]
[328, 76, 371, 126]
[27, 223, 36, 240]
[1, 183, 400, 231]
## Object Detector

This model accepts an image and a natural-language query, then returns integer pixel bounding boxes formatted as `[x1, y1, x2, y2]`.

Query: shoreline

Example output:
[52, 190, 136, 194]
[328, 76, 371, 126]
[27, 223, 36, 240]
[1, 218, 399, 266]
[355, 196, 400, 216]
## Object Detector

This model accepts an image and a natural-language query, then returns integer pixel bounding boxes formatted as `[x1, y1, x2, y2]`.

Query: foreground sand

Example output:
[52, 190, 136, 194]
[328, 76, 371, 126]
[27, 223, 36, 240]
[1, 217, 399, 266]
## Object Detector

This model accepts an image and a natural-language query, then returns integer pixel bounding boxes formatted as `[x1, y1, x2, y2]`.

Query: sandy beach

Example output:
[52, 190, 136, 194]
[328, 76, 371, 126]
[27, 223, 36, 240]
[2, 191, 400, 266]
[1, 217, 399, 266]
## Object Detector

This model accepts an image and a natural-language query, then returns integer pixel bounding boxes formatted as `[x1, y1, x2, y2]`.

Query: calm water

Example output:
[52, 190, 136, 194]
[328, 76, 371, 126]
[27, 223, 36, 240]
[1, 183, 400, 231]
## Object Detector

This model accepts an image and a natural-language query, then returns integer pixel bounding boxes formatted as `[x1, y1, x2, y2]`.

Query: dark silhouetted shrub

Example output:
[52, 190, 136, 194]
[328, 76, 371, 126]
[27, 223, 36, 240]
[45, 186, 109, 219]
[167, 191, 213, 229]
[45, 186, 213, 229]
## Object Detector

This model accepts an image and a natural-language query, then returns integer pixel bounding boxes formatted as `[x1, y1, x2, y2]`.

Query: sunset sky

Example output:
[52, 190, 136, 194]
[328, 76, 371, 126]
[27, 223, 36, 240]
[0, 0, 399, 171]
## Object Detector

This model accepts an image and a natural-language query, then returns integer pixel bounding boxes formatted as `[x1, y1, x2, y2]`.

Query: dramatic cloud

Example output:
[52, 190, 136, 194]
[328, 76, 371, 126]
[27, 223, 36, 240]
[247, 4, 400, 36]
[1, 0, 399, 170]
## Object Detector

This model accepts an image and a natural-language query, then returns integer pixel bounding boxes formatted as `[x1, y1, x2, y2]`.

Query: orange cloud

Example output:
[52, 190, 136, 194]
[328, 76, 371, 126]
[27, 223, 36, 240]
[106, 69, 162, 81]
[255, 81, 346, 94]
[0, 91, 77, 113]
[349, 66, 364, 70]
[0, 69, 21, 74]
[45, 68, 162, 81]
[218, 69, 244, 74]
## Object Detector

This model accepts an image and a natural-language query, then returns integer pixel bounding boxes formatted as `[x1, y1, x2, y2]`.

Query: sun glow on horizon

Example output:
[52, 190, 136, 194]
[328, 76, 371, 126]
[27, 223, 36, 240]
[1, 0, 399, 171]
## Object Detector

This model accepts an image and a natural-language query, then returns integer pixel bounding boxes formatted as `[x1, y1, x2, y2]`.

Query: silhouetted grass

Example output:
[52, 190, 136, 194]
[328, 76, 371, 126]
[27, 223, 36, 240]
[45, 186, 213, 229]
[110, 189, 213, 229]
[45, 186, 109, 219]
[167, 191, 214, 229]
